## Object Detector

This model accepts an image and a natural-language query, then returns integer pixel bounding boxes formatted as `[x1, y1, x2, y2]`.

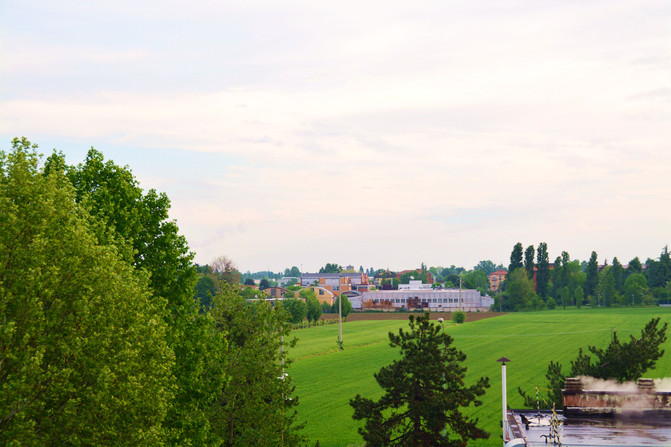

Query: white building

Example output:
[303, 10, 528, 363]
[358, 288, 494, 312]
[398, 280, 431, 290]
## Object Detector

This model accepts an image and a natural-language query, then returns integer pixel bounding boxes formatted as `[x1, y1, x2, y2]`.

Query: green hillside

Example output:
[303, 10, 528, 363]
[289, 308, 671, 446]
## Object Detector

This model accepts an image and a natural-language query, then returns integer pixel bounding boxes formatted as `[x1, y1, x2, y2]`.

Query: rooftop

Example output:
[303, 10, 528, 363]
[507, 409, 671, 446]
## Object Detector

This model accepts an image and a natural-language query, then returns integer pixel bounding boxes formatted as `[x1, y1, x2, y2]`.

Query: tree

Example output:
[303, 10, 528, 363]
[332, 295, 352, 317]
[283, 299, 308, 324]
[624, 273, 651, 305]
[504, 269, 537, 311]
[244, 278, 255, 286]
[51, 143, 225, 444]
[520, 318, 667, 408]
[209, 286, 305, 446]
[627, 257, 643, 276]
[0, 139, 174, 445]
[461, 270, 488, 291]
[350, 313, 490, 446]
[524, 245, 535, 279]
[585, 251, 599, 298]
[400, 269, 429, 285]
[301, 289, 322, 324]
[508, 243, 524, 274]
[596, 268, 617, 307]
[611, 257, 625, 293]
[319, 263, 341, 273]
[473, 260, 498, 276]
[535, 242, 550, 299]
[259, 278, 270, 290]
[195, 276, 216, 309]
[211, 255, 242, 285]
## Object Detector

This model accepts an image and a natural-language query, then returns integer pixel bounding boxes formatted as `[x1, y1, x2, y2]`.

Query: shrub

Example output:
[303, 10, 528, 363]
[452, 311, 466, 324]
[547, 297, 557, 309]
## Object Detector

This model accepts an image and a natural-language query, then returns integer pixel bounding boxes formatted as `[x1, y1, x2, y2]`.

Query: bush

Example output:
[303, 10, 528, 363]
[547, 297, 557, 309]
[452, 311, 466, 324]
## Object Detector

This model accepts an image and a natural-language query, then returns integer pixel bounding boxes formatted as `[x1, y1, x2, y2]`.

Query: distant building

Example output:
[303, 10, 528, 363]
[357, 288, 493, 312]
[398, 280, 431, 290]
[299, 272, 370, 295]
[489, 269, 508, 291]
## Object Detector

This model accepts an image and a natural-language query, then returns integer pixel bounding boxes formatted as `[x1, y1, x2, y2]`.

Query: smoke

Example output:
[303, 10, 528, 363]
[577, 376, 638, 392]
[570, 376, 671, 414]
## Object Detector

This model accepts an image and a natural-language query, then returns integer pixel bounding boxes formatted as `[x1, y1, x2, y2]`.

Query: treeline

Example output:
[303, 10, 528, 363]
[500, 242, 671, 311]
[0, 139, 306, 446]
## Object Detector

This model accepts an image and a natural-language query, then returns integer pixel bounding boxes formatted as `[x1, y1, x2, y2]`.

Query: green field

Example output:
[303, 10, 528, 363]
[289, 308, 671, 446]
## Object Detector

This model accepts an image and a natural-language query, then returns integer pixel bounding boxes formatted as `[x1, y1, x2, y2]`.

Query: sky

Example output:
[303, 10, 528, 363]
[1, 0, 670, 273]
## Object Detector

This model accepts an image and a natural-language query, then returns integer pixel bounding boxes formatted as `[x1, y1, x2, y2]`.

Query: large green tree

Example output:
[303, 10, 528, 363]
[0, 138, 174, 445]
[209, 286, 305, 446]
[49, 144, 224, 444]
[350, 313, 489, 446]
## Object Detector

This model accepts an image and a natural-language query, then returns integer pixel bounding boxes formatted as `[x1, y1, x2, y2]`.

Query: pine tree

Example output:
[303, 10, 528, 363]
[585, 251, 599, 298]
[508, 242, 524, 273]
[350, 313, 490, 446]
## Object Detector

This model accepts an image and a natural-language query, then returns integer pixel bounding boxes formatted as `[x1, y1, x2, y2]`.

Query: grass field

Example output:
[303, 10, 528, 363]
[288, 308, 671, 446]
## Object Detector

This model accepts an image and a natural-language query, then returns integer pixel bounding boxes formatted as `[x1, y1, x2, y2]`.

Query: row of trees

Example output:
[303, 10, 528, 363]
[501, 242, 671, 311]
[0, 139, 305, 446]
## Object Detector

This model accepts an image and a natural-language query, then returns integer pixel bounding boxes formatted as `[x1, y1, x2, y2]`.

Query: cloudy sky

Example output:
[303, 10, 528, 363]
[1, 1, 670, 273]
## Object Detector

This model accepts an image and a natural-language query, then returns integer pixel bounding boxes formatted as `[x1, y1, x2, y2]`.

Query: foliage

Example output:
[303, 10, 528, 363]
[535, 242, 550, 299]
[211, 255, 242, 285]
[452, 311, 466, 324]
[611, 257, 625, 293]
[0, 138, 174, 445]
[473, 260, 499, 276]
[284, 266, 302, 277]
[519, 317, 668, 408]
[302, 289, 322, 323]
[585, 251, 599, 298]
[508, 243, 524, 276]
[195, 276, 216, 309]
[63, 148, 197, 310]
[461, 270, 488, 292]
[259, 278, 270, 290]
[332, 295, 353, 317]
[400, 269, 429, 285]
[503, 269, 537, 311]
[319, 263, 341, 273]
[209, 286, 306, 446]
[48, 142, 223, 445]
[284, 298, 308, 324]
[350, 313, 490, 446]
[524, 245, 535, 279]
[624, 273, 652, 305]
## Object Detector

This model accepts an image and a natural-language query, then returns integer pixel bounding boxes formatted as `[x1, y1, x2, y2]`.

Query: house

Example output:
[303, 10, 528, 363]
[299, 272, 371, 295]
[489, 269, 508, 291]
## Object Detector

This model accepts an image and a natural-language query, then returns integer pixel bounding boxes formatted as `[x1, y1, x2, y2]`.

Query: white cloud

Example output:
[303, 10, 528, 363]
[1, 0, 670, 270]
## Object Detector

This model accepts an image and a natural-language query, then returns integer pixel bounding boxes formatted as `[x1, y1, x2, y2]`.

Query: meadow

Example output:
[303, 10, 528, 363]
[289, 308, 671, 446]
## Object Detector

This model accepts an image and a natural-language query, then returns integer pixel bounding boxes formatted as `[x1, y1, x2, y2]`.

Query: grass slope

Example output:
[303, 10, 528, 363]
[289, 308, 671, 446]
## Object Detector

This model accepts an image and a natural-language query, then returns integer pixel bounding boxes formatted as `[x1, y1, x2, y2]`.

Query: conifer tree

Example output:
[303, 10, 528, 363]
[350, 313, 489, 446]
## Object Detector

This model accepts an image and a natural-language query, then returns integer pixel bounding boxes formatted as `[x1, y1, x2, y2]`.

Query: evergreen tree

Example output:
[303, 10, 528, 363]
[585, 251, 599, 298]
[611, 257, 625, 293]
[535, 242, 551, 299]
[508, 242, 524, 274]
[350, 313, 490, 446]
[627, 257, 643, 276]
[524, 245, 535, 279]
[551, 256, 562, 298]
